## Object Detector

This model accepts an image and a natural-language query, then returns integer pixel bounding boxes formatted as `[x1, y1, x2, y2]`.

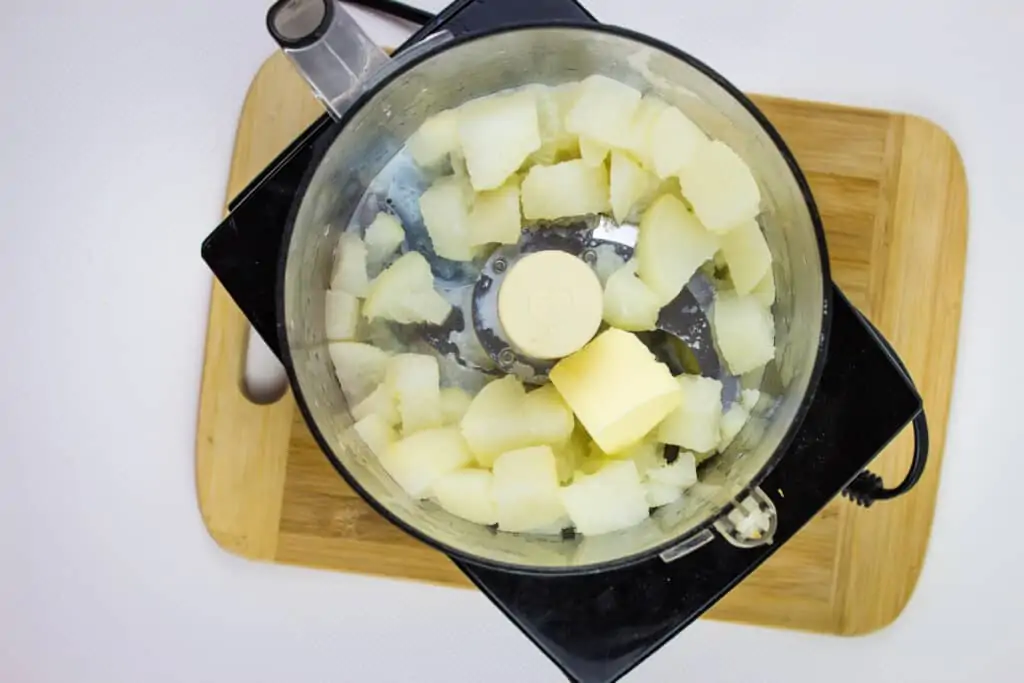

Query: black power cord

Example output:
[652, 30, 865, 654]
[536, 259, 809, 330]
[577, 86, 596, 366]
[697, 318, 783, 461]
[344, 0, 436, 25]
[841, 314, 931, 507]
[342, 0, 931, 509]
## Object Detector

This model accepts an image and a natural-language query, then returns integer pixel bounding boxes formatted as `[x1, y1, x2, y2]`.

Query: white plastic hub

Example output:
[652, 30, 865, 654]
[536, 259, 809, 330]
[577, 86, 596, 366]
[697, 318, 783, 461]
[497, 250, 603, 360]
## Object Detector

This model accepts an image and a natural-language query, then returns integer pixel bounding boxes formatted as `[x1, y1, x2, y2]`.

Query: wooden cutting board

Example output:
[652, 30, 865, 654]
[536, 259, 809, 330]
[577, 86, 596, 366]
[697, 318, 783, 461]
[196, 51, 967, 636]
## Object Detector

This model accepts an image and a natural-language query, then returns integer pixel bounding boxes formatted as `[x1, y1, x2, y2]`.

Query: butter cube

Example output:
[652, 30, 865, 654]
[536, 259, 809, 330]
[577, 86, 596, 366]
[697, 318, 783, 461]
[550, 329, 681, 454]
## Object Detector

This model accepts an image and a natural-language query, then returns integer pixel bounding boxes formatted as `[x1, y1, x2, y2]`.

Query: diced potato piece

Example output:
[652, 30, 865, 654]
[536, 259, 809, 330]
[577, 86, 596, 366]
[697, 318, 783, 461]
[352, 384, 400, 427]
[419, 175, 474, 261]
[330, 233, 370, 297]
[751, 268, 776, 308]
[492, 446, 565, 532]
[352, 413, 398, 457]
[528, 83, 580, 165]
[610, 151, 658, 223]
[537, 82, 580, 145]
[524, 384, 575, 445]
[460, 376, 524, 460]
[458, 90, 541, 191]
[645, 481, 683, 507]
[521, 160, 610, 220]
[713, 294, 776, 374]
[740, 388, 761, 412]
[718, 403, 750, 451]
[550, 329, 680, 454]
[646, 452, 698, 488]
[328, 341, 389, 403]
[385, 354, 442, 435]
[381, 427, 473, 499]
[650, 105, 708, 178]
[720, 219, 772, 295]
[554, 424, 589, 484]
[467, 180, 521, 247]
[364, 212, 405, 272]
[602, 260, 661, 332]
[657, 375, 723, 453]
[561, 460, 649, 535]
[613, 438, 664, 477]
[579, 136, 610, 167]
[408, 109, 460, 168]
[459, 377, 574, 466]
[565, 75, 642, 149]
[363, 252, 452, 325]
[432, 468, 498, 525]
[439, 387, 473, 425]
[678, 140, 761, 233]
[325, 289, 360, 341]
[623, 96, 668, 170]
[636, 194, 720, 305]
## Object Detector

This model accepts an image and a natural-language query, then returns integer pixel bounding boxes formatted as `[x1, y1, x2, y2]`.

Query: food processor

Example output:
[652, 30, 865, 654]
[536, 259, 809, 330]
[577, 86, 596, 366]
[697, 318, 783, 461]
[201, 1, 930, 680]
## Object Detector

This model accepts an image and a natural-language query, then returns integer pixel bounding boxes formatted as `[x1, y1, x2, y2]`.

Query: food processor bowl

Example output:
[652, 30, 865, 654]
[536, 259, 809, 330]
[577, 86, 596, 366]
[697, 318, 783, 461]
[276, 22, 831, 572]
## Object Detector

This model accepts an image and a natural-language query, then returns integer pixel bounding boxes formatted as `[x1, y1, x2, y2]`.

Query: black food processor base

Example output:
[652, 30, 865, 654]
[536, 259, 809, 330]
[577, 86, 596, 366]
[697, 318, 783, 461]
[201, 1, 923, 681]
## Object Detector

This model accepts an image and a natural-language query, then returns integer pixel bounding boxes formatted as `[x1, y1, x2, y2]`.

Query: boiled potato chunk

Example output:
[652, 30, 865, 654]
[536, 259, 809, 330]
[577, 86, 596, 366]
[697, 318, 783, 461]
[419, 175, 474, 261]
[352, 384, 400, 427]
[328, 341, 390, 403]
[467, 180, 521, 247]
[325, 289, 360, 341]
[532, 83, 580, 157]
[458, 90, 541, 191]
[408, 109, 460, 168]
[380, 427, 473, 499]
[460, 377, 575, 466]
[579, 136, 610, 167]
[521, 160, 610, 220]
[492, 445, 565, 532]
[656, 375, 724, 453]
[678, 140, 761, 234]
[602, 260, 661, 332]
[565, 74, 642, 149]
[560, 460, 649, 535]
[363, 252, 452, 325]
[740, 388, 761, 412]
[650, 105, 708, 178]
[432, 468, 498, 525]
[554, 424, 590, 484]
[439, 387, 473, 425]
[550, 329, 681, 454]
[623, 96, 668, 171]
[645, 481, 684, 507]
[636, 194, 720, 305]
[352, 413, 398, 457]
[646, 452, 698, 489]
[460, 376, 524, 459]
[720, 219, 772, 295]
[612, 438, 664, 477]
[385, 354, 442, 435]
[713, 293, 776, 374]
[718, 402, 750, 451]
[330, 233, 370, 297]
[610, 152, 659, 223]
[364, 212, 405, 272]
[751, 268, 776, 308]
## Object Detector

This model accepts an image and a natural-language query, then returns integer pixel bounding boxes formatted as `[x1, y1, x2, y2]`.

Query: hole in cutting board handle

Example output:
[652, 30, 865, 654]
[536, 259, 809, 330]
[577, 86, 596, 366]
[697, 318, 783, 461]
[243, 324, 288, 404]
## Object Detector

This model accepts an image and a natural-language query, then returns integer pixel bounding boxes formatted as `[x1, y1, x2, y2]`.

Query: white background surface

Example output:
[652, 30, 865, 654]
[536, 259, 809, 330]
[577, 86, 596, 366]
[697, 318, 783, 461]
[0, 0, 1021, 681]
